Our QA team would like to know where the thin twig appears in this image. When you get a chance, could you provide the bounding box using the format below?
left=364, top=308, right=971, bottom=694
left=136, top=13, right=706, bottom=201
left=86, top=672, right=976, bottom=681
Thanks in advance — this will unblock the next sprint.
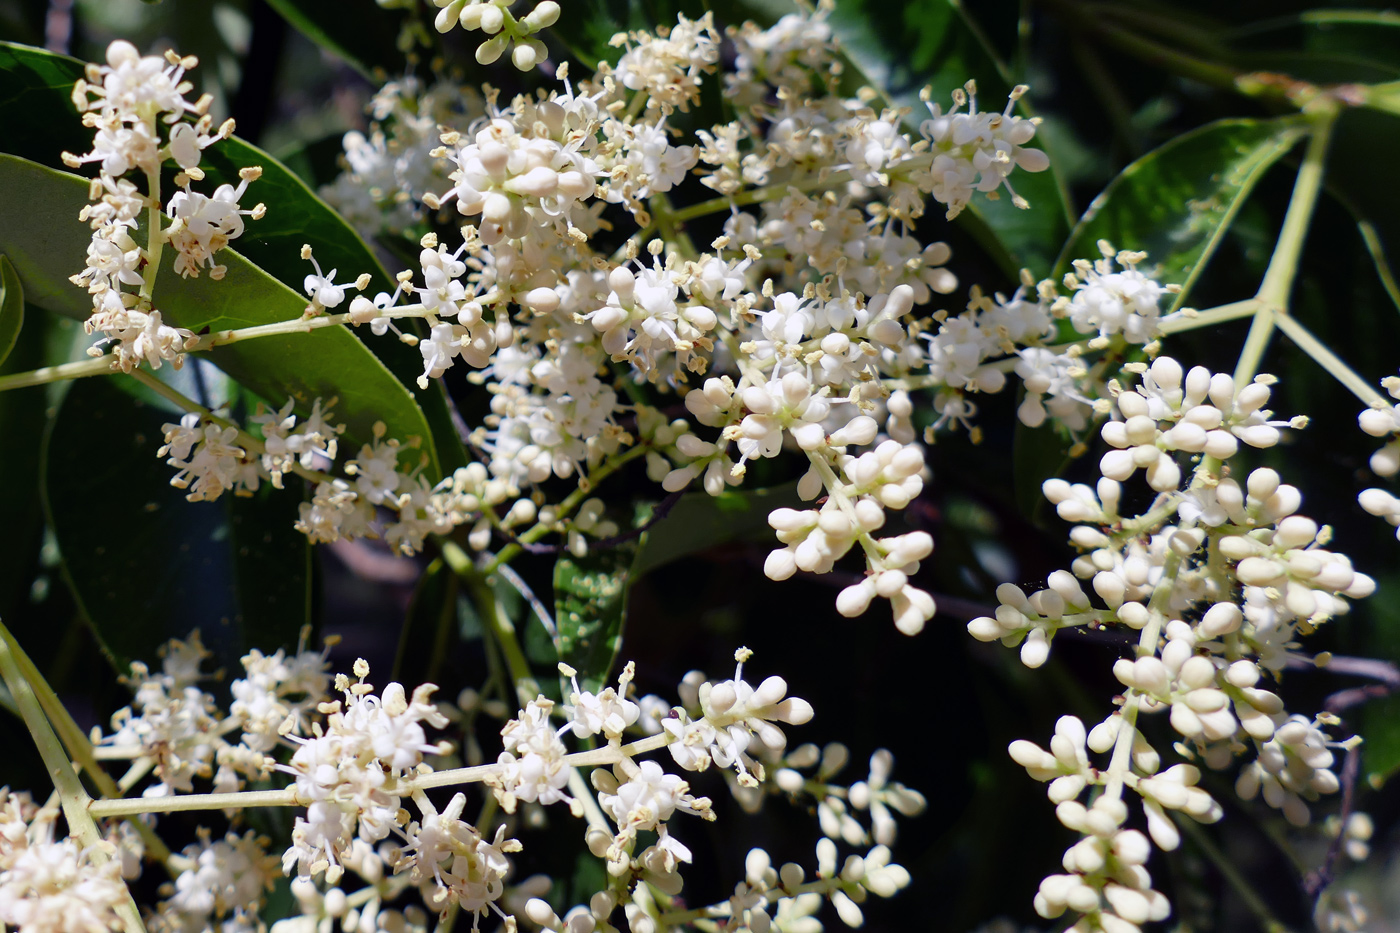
left=1304, top=746, right=1361, bottom=898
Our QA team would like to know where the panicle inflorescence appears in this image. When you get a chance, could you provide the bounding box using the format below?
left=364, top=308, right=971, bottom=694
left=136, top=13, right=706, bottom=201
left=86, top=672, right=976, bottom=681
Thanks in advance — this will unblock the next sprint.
left=967, top=356, right=1374, bottom=930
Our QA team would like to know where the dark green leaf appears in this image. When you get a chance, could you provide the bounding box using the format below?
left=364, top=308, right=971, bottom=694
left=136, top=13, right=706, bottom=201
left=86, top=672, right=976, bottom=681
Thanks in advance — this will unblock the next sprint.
left=1360, top=569, right=1400, bottom=785
left=1230, top=11, right=1400, bottom=86
left=0, top=256, right=22, bottom=368
left=41, top=374, right=311, bottom=672
left=0, top=153, right=438, bottom=472
left=392, top=558, right=458, bottom=687
left=553, top=547, right=634, bottom=692
left=1326, top=109, right=1400, bottom=331
left=263, top=0, right=411, bottom=80
left=1056, top=118, right=1306, bottom=308
left=1361, top=691, right=1400, bottom=786
left=0, top=306, right=70, bottom=624
left=630, top=482, right=800, bottom=579
left=0, top=40, right=466, bottom=477
left=0, top=41, right=89, bottom=169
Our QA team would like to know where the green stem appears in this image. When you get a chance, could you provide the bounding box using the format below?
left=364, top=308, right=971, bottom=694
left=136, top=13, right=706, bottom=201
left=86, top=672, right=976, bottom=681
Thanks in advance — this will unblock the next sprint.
left=670, top=169, right=858, bottom=223
left=88, top=787, right=298, bottom=818
left=0, top=303, right=433, bottom=394
left=139, top=164, right=165, bottom=306
left=1232, top=305, right=1277, bottom=388
left=1, top=624, right=175, bottom=868
left=1236, top=111, right=1337, bottom=386
left=1272, top=313, right=1387, bottom=408
left=441, top=541, right=538, bottom=703
left=483, top=444, right=651, bottom=573
left=0, top=357, right=114, bottom=392
left=1256, top=113, right=1337, bottom=311
left=85, top=730, right=676, bottom=817
left=0, top=622, right=147, bottom=933
left=1157, top=299, right=1260, bottom=336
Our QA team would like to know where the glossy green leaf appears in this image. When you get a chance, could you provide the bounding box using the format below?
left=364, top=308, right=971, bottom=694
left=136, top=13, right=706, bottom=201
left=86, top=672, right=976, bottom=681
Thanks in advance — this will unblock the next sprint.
left=263, top=0, right=412, bottom=81
left=0, top=41, right=89, bottom=170
left=0, top=153, right=436, bottom=470
left=41, top=374, right=311, bottom=672
left=1230, top=11, right=1400, bottom=85
left=1056, top=118, right=1306, bottom=308
left=0, top=256, right=22, bottom=368
left=553, top=547, right=634, bottom=693
left=0, top=40, right=465, bottom=476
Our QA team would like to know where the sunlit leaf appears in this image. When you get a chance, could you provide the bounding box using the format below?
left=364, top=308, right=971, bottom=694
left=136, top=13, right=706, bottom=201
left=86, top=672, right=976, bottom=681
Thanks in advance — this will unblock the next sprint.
left=1056, top=118, right=1306, bottom=308
left=0, top=154, right=437, bottom=470
left=0, top=40, right=465, bottom=477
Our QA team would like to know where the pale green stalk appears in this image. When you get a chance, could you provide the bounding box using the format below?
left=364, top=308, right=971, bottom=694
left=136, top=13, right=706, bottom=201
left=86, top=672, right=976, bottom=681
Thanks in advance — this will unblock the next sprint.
left=1235, top=110, right=1337, bottom=385
left=0, top=622, right=147, bottom=933
left=88, top=733, right=673, bottom=816
left=0, top=304, right=434, bottom=394
left=1157, top=299, right=1261, bottom=335
left=1272, top=313, right=1387, bottom=408
left=1, top=624, right=174, bottom=867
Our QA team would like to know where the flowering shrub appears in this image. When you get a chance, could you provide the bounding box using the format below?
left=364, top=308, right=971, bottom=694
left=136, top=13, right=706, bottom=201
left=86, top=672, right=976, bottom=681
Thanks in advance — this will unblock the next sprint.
left=0, top=1, right=1398, bottom=931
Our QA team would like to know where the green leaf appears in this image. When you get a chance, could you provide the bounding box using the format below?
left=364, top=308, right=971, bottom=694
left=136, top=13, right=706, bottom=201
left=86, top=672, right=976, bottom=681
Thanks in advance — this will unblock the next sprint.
left=40, top=374, right=311, bottom=672
left=552, top=547, right=634, bottom=692
left=0, top=256, right=22, bottom=368
left=190, top=139, right=467, bottom=476
left=1361, top=691, right=1400, bottom=786
left=0, top=153, right=437, bottom=472
left=1056, top=118, right=1306, bottom=308
left=0, top=40, right=466, bottom=476
left=0, top=306, right=70, bottom=624
left=1230, top=11, right=1400, bottom=86
left=263, top=0, right=412, bottom=81
left=0, top=41, right=89, bottom=170
left=630, top=482, right=800, bottom=579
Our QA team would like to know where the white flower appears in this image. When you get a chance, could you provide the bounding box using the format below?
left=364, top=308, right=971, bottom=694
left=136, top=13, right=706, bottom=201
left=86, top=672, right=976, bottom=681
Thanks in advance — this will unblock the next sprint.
left=1063, top=242, right=1173, bottom=344
left=489, top=698, right=573, bottom=812
left=917, top=82, right=1049, bottom=219
left=0, top=795, right=128, bottom=933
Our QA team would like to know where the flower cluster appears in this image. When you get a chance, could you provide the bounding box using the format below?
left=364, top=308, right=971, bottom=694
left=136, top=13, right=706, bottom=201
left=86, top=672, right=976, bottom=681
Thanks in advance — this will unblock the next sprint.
left=0, top=792, right=128, bottom=933
left=970, top=357, right=1373, bottom=929
left=101, top=632, right=331, bottom=797
left=280, top=661, right=450, bottom=882
left=64, top=42, right=262, bottom=372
